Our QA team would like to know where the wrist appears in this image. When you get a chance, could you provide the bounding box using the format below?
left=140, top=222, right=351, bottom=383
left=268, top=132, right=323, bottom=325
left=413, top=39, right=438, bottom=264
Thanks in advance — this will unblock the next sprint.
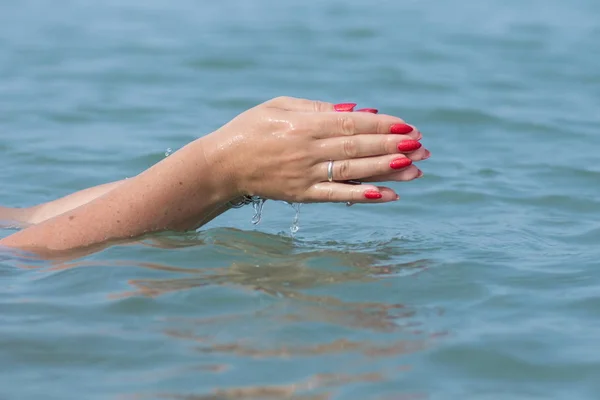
left=194, top=133, right=244, bottom=201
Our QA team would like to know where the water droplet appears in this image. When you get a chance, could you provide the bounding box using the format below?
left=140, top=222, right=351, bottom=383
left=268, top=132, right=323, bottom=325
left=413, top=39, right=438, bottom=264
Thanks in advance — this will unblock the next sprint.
left=164, top=148, right=173, bottom=157
left=289, top=203, right=302, bottom=236
left=251, top=197, right=266, bottom=225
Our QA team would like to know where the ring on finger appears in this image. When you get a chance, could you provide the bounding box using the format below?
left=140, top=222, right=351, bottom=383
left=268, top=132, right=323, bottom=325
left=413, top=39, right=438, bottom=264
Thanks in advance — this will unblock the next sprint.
left=327, top=160, right=334, bottom=182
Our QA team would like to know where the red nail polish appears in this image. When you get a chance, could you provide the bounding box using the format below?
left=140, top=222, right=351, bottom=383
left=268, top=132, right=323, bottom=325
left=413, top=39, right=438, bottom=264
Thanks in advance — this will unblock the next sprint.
left=334, top=103, right=357, bottom=112
left=356, top=108, right=378, bottom=114
left=397, top=140, right=422, bottom=152
left=364, top=190, right=382, bottom=200
left=389, top=158, right=412, bottom=170
left=390, top=123, right=414, bottom=134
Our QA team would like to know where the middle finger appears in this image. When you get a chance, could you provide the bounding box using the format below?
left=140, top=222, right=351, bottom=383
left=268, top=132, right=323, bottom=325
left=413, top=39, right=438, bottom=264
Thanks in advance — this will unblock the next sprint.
left=316, top=134, right=426, bottom=161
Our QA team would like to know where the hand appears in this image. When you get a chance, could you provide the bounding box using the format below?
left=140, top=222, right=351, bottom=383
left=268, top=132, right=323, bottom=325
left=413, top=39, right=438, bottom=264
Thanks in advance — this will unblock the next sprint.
left=202, top=96, right=429, bottom=204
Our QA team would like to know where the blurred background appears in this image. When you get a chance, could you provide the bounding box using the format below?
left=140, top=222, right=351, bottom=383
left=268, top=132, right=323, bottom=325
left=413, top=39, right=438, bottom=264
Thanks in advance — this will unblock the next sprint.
left=1, top=0, right=600, bottom=399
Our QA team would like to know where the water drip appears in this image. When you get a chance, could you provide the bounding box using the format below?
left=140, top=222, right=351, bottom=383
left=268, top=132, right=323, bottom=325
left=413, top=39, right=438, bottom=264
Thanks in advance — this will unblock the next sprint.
left=251, top=197, right=266, bottom=225
left=289, top=203, right=302, bottom=236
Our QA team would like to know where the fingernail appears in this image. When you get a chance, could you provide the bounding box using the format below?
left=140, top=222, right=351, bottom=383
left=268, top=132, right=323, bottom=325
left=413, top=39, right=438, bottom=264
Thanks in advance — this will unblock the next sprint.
left=334, top=103, right=357, bottom=112
left=390, top=123, right=414, bottom=134
left=390, top=157, right=413, bottom=170
left=395, top=194, right=400, bottom=201
left=364, top=190, right=382, bottom=200
left=397, top=140, right=422, bottom=152
left=416, top=169, right=424, bottom=178
left=356, top=108, right=378, bottom=114
left=423, top=149, right=431, bottom=160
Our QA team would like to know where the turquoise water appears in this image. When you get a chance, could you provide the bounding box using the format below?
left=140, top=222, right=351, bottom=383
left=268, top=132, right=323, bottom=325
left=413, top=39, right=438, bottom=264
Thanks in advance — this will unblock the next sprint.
left=2, top=0, right=600, bottom=398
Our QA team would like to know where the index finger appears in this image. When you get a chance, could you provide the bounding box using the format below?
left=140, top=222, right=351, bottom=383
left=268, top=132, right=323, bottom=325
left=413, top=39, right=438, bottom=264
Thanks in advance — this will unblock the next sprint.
left=311, top=112, right=415, bottom=139
left=263, top=96, right=337, bottom=112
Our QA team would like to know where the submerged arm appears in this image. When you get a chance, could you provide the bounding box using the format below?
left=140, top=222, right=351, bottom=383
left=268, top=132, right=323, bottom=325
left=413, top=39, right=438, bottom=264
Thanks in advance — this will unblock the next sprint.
left=27, top=180, right=127, bottom=224
left=0, top=136, right=236, bottom=254
left=0, top=206, right=30, bottom=226
left=0, top=180, right=126, bottom=228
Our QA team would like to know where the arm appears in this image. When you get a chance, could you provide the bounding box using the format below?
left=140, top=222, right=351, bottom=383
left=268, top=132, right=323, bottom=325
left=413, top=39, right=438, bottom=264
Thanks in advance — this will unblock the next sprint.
left=0, top=97, right=428, bottom=256
left=0, top=180, right=126, bottom=228
left=0, top=136, right=235, bottom=253
left=27, top=180, right=127, bottom=224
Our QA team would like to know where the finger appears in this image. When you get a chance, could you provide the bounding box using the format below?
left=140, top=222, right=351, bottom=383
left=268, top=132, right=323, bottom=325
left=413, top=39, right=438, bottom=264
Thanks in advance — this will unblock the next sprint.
left=314, top=156, right=418, bottom=182
left=304, top=183, right=398, bottom=203
left=311, top=112, right=416, bottom=139
left=263, top=96, right=338, bottom=112
left=316, top=134, right=425, bottom=161
left=410, top=147, right=430, bottom=161
left=359, top=167, right=424, bottom=183
left=356, top=108, right=379, bottom=114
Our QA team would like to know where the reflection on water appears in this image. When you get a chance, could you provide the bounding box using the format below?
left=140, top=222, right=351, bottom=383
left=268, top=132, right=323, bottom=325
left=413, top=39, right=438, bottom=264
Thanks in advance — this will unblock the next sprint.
left=127, top=372, right=397, bottom=400
left=128, top=231, right=437, bottom=400
left=1, top=229, right=440, bottom=400
left=129, top=372, right=421, bottom=400
left=3, top=0, right=600, bottom=397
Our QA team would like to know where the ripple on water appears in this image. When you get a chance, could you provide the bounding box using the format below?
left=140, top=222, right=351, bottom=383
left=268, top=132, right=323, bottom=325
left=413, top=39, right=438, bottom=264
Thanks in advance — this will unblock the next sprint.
left=3, top=0, right=600, bottom=398
left=1, top=227, right=446, bottom=397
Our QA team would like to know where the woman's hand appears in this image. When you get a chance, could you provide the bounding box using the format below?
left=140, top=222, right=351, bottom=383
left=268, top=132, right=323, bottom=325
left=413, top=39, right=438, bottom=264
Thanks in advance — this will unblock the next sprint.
left=203, top=96, right=429, bottom=204
left=0, top=96, right=430, bottom=254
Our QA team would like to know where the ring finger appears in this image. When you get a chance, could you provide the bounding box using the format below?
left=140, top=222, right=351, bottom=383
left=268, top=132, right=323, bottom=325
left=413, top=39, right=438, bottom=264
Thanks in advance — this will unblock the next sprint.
left=359, top=167, right=424, bottom=183
left=314, top=155, right=419, bottom=183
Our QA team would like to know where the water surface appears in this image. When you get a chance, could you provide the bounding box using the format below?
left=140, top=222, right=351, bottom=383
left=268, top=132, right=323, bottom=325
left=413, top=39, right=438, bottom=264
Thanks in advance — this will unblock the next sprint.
left=2, top=0, right=600, bottom=399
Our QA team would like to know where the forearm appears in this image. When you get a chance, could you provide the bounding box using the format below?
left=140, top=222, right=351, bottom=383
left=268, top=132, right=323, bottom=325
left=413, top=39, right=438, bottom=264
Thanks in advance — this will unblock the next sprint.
left=1, top=180, right=126, bottom=228
left=0, top=137, right=236, bottom=253
left=27, top=180, right=127, bottom=224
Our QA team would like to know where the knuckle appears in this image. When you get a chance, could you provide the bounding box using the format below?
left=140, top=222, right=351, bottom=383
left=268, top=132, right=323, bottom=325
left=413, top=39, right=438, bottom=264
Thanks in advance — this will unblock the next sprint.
left=352, top=188, right=364, bottom=202
left=342, top=139, right=359, bottom=158
left=386, top=136, right=398, bottom=153
left=326, top=186, right=336, bottom=202
left=290, top=118, right=311, bottom=135
left=312, top=100, right=331, bottom=112
left=273, top=96, right=292, bottom=104
left=376, top=118, right=386, bottom=135
left=265, top=96, right=295, bottom=109
left=379, top=158, right=391, bottom=174
left=338, top=116, right=356, bottom=136
left=337, top=160, right=352, bottom=181
left=262, top=96, right=282, bottom=108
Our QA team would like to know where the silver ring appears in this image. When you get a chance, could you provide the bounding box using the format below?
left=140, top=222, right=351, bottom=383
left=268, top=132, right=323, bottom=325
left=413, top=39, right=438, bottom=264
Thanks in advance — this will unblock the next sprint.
left=327, top=160, right=334, bottom=182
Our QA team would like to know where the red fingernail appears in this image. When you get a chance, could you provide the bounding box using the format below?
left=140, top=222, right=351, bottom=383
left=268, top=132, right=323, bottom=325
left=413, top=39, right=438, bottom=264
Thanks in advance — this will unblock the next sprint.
left=356, top=108, right=378, bottom=114
left=364, top=190, right=382, bottom=200
left=334, top=103, right=357, bottom=112
left=397, top=140, right=422, bottom=152
left=390, top=157, right=412, bottom=170
left=390, top=123, right=414, bottom=134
